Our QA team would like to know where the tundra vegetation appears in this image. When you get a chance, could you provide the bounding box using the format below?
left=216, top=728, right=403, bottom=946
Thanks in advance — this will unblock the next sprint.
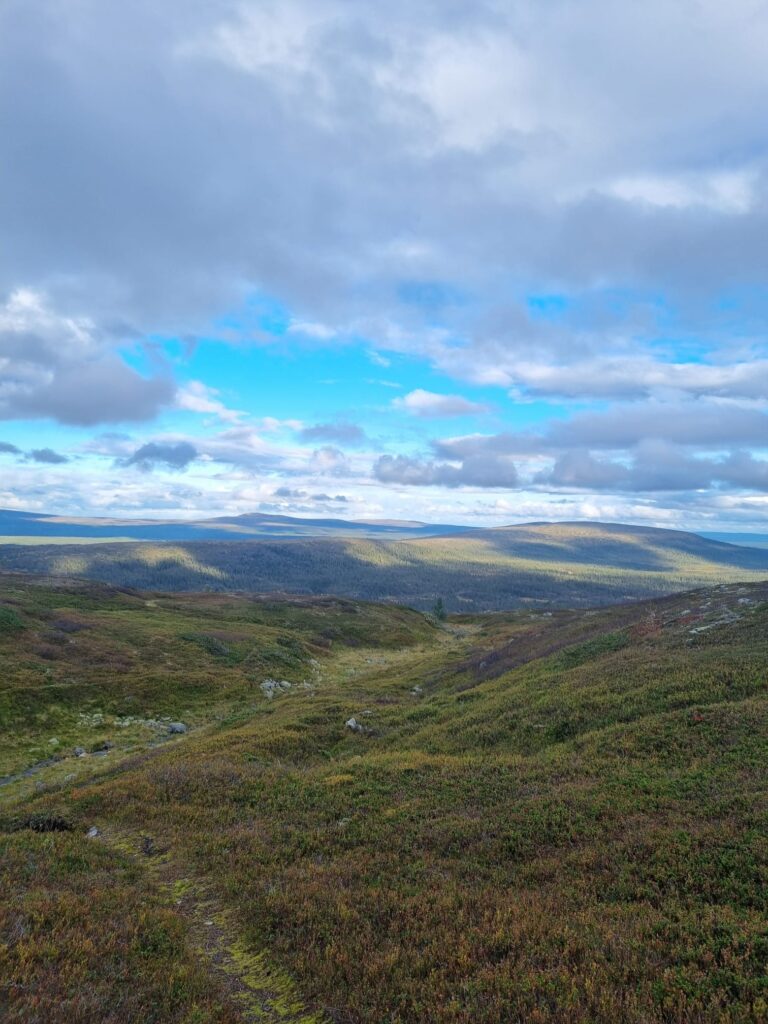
left=1, top=572, right=767, bottom=1023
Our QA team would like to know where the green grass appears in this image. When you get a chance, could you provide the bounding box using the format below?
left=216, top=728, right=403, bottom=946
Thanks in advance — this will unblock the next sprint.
left=2, top=575, right=768, bottom=1022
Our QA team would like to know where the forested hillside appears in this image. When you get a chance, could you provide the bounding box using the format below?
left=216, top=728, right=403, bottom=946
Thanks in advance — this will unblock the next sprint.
left=1, top=521, right=767, bottom=611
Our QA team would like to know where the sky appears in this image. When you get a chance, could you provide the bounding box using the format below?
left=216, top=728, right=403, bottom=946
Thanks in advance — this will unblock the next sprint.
left=2, top=0, right=768, bottom=531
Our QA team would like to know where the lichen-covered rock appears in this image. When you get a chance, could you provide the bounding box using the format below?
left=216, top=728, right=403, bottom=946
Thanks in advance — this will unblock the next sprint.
left=260, top=678, right=292, bottom=699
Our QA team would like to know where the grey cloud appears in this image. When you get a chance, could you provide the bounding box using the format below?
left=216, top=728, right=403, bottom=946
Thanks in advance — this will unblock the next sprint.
left=123, top=441, right=198, bottom=471
left=29, top=447, right=69, bottom=464
left=539, top=443, right=768, bottom=493
left=9, top=355, right=175, bottom=426
left=274, top=487, right=307, bottom=498
left=436, top=401, right=768, bottom=458
left=374, top=452, right=518, bottom=488
left=298, top=422, right=367, bottom=444
left=0, top=291, right=174, bottom=425
left=3, top=0, right=768, bottom=397
left=0, top=441, right=20, bottom=454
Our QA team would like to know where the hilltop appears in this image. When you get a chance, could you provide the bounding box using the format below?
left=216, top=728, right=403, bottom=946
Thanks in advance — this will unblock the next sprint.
left=1, top=520, right=767, bottom=611
left=1, top=573, right=767, bottom=1022
left=0, top=507, right=472, bottom=543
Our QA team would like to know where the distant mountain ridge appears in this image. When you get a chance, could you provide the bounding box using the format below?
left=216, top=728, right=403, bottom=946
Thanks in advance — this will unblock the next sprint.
left=0, top=508, right=474, bottom=542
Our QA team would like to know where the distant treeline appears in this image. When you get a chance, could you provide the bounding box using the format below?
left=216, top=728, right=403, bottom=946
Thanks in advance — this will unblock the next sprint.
left=1, top=523, right=766, bottom=611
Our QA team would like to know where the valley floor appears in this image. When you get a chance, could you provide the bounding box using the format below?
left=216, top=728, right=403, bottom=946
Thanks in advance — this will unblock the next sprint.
left=1, top=575, right=767, bottom=1022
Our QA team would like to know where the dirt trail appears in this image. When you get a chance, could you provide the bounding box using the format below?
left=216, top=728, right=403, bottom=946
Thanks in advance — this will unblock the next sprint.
left=98, top=826, right=325, bottom=1024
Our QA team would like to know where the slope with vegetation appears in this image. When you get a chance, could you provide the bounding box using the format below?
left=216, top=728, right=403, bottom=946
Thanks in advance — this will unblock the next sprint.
left=1, top=572, right=767, bottom=1022
left=1, top=521, right=768, bottom=611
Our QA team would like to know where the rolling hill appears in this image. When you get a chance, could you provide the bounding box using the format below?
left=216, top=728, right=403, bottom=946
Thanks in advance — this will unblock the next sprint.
left=0, top=521, right=767, bottom=611
left=0, top=507, right=473, bottom=543
left=1, top=573, right=767, bottom=1022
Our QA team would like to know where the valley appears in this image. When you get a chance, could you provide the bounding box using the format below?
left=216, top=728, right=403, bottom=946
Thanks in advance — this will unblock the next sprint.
left=2, top=573, right=767, bottom=1022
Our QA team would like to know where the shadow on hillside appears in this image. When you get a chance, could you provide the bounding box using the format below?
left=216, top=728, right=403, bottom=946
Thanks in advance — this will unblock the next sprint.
left=470, top=526, right=768, bottom=572
left=2, top=532, right=764, bottom=613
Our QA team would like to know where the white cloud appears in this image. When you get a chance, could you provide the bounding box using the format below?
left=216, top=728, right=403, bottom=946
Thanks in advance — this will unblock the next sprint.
left=176, top=380, right=244, bottom=422
left=393, top=389, right=489, bottom=418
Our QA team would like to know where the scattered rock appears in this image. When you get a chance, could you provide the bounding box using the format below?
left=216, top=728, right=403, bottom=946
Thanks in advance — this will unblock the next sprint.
left=345, top=717, right=374, bottom=736
left=74, top=746, right=86, bottom=757
left=260, top=679, right=292, bottom=700
left=86, top=826, right=101, bottom=839
left=411, top=685, right=423, bottom=696
left=167, top=722, right=188, bottom=735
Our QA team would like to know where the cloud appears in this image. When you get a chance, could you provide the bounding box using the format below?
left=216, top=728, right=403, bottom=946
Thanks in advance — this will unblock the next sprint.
left=309, top=446, right=352, bottom=476
left=393, top=389, right=490, bottom=418
left=298, top=421, right=367, bottom=444
left=176, top=380, right=243, bottom=422
left=374, top=452, right=517, bottom=488
left=0, top=290, right=173, bottom=425
left=4, top=0, right=768, bottom=393
left=538, top=442, right=768, bottom=493
left=503, top=358, right=768, bottom=402
left=436, top=400, right=768, bottom=458
left=0, top=441, right=20, bottom=454
left=28, top=447, right=68, bottom=465
left=4, top=1, right=768, bottom=525
left=274, top=486, right=307, bottom=498
left=123, top=441, right=198, bottom=471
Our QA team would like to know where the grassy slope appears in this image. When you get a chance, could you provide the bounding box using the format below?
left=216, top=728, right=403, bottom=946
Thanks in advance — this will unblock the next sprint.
left=1, top=522, right=767, bottom=611
left=1, top=574, right=768, bottom=1022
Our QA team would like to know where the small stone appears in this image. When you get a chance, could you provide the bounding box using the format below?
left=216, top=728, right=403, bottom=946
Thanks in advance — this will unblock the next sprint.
left=345, top=717, right=361, bottom=732
left=167, top=722, right=187, bottom=735
left=86, top=826, right=100, bottom=839
left=260, top=678, right=292, bottom=699
left=74, top=747, right=86, bottom=757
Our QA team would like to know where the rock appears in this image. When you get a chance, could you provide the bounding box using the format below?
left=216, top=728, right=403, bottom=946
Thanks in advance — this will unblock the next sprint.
left=74, top=746, right=86, bottom=757
left=345, top=717, right=374, bottom=736
left=411, top=685, right=423, bottom=696
left=141, top=835, right=156, bottom=856
left=260, top=678, right=292, bottom=699
left=86, top=826, right=101, bottom=839
left=167, top=722, right=187, bottom=735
